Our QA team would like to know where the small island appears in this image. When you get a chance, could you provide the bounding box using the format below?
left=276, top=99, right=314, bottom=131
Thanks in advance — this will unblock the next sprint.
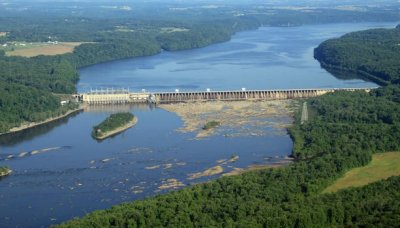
left=202, top=121, right=220, bottom=130
left=92, top=112, right=137, bottom=140
left=0, top=167, right=12, bottom=178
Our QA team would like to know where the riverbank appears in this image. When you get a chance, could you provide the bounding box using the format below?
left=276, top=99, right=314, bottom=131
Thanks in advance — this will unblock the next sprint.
left=223, top=158, right=294, bottom=177
left=0, top=107, right=83, bottom=136
left=317, top=61, right=388, bottom=86
left=93, top=117, right=138, bottom=140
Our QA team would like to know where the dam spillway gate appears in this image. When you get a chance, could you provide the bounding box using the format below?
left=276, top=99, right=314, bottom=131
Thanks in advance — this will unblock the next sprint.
left=77, top=88, right=372, bottom=105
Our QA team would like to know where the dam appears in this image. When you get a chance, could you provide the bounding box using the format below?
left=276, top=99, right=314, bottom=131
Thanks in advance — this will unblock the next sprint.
left=77, top=88, right=372, bottom=104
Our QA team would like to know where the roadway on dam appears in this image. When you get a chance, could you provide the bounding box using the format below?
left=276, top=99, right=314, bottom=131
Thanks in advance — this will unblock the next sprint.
left=0, top=22, right=397, bottom=227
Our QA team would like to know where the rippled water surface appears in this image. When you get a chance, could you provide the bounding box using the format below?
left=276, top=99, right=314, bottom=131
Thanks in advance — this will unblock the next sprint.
left=0, top=22, right=398, bottom=227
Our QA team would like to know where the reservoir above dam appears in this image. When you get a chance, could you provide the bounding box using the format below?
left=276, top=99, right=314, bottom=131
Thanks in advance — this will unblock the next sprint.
left=0, top=22, right=398, bottom=227
left=77, top=23, right=392, bottom=92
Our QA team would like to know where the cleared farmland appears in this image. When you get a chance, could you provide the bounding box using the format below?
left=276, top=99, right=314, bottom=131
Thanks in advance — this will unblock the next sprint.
left=4, top=42, right=84, bottom=57
left=323, top=152, right=400, bottom=193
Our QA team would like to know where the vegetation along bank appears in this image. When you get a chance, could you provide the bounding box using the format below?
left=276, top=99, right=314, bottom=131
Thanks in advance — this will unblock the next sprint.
left=57, top=25, right=400, bottom=227
left=1, top=7, right=399, bottom=134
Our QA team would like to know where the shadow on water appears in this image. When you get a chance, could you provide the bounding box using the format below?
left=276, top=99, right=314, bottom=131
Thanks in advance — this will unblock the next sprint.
left=0, top=111, right=83, bottom=147
left=319, top=64, right=384, bottom=86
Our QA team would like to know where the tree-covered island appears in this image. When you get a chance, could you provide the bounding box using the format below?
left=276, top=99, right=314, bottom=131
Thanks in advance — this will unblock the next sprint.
left=57, top=24, right=400, bottom=228
left=92, top=112, right=137, bottom=140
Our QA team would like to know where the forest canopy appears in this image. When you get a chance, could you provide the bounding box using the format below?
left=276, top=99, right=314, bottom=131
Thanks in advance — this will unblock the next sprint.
left=0, top=4, right=399, bottom=133
left=314, top=25, right=400, bottom=85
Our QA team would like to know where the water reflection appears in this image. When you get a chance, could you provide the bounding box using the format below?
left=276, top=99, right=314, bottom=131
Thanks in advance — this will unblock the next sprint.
left=0, top=111, right=82, bottom=147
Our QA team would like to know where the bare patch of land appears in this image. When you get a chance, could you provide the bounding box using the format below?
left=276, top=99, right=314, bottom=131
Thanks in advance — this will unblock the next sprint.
left=115, top=26, right=135, bottom=33
left=0, top=32, right=6, bottom=37
left=188, top=165, right=224, bottom=180
left=160, top=27, right=189, bottom=33
left=323, top=152, right=400, bottom=193
left=160, top=100, right=295, bottom=138
left=4, top=42, right=86, bottom=57
left=158, top=178, right=185, bottom=190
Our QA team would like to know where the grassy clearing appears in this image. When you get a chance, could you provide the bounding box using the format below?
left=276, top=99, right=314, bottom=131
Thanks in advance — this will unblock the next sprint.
left=324, top=152, right=400, bottom=193
left=3, top=42, right=84, bottom=57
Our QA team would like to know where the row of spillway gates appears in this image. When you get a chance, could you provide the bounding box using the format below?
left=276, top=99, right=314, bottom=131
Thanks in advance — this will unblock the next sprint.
left=75, top=88, right=373, bottom=105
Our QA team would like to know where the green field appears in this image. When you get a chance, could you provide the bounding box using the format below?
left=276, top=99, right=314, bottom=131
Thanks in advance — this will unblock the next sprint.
left=324, top=152, right=400, bottom=193
left=0, top=42, right=83, bottom=57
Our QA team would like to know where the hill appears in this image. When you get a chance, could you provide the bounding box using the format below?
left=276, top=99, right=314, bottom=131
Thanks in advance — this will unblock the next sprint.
left=314, top=25, right=400, bottom=85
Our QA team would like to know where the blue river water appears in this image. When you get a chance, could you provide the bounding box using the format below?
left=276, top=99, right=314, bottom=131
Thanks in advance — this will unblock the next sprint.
left=0, top=22, right=398, bottom=227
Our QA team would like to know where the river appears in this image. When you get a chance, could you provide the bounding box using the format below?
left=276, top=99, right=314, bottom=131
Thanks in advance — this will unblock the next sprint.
left=0, top=22, right=397, bottom=227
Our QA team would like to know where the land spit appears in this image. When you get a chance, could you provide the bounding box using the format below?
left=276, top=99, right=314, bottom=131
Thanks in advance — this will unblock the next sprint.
left=159, top=100, right=297, bottom=138
left=1, top=108, right=83, bottom=136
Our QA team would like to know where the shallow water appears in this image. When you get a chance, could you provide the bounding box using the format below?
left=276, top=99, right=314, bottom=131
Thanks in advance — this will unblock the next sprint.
left=0, top=22, right=398, bottom=227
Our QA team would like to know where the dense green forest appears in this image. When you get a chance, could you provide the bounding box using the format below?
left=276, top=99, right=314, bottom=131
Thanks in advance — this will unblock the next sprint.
left=0, top=2, right=399, bottom=133
left=92, top=112, right=135, bottom=139
left=56, top=19, right=400, bottom=226
left=58, top=85, right=400, bottom=227
left=0, top=2, right=398, bottom=226
left=314, top=25, right=400, bottom=85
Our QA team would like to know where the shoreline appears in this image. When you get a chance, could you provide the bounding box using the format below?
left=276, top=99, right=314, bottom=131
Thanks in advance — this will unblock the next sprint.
left=93, top=117, right=138, bottom=140
left=316, top=59, right=388, bottom=86
left=223, top=160, right=293, bottom=177
left=0, top=107, right=83, bottom=137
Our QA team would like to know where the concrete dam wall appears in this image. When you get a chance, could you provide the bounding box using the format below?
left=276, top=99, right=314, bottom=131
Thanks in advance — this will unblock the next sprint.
left=78, top=88, right=371, bottom=105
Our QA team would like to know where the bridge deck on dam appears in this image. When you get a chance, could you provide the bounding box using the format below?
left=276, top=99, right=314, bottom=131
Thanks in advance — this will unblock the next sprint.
left=77, top=88, right=373, bottom=104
